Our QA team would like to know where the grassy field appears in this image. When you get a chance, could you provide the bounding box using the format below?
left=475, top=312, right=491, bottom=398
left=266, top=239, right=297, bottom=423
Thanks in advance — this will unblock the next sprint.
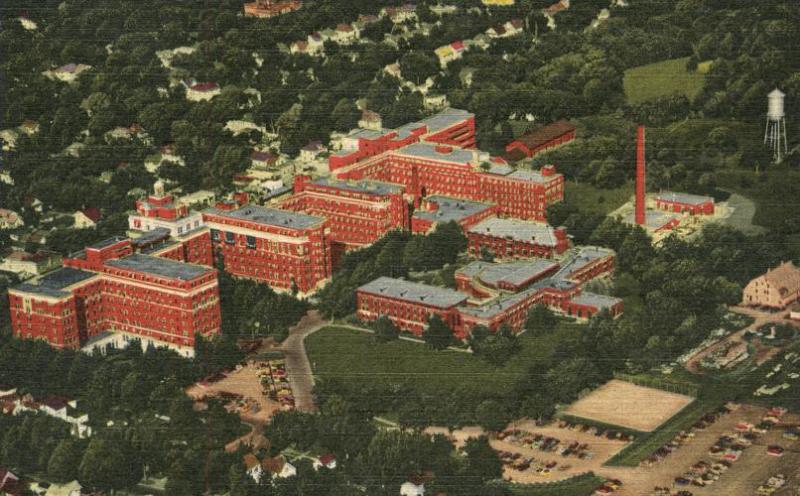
left=306, top=324, right=581, bottom=401
left=623, top=57, right=707, bottom=104
left=564, top=181, right=633, bottom=215
left=491, top=472, right=606, bottom=496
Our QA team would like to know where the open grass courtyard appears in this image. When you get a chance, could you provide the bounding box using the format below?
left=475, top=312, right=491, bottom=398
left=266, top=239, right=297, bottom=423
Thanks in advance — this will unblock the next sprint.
left=623, top=57, right=708, bottom=104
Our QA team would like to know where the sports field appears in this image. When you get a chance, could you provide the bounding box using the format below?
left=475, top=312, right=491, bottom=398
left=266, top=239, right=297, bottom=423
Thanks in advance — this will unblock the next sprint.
left=562, top=380, right=695, bottom=432
left=623, top=57, right=708, bottom=104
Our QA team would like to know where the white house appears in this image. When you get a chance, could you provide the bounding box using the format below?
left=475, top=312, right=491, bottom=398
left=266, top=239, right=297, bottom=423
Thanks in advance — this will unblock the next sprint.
left=276, top=461, right=297, bottom=479
left=73, top=208, right=101, bottom=229
left=300, top=141, right=326, bottom=161
left=0, top=209, right=23, bottom=230
left=333, top=23, right=360, bottom=44
left=400, top=480, right=425, bottom=496
left=243, top=454, right=264, bottom=482
left=18, top=16, right=38, bottom=30
left=44, top=63, right=91, bottom=83
left=184, top=81, right=221, bottom=101
left=313, top=454, right=337, bottom=470
left=43, top=480, right=83, bottom=496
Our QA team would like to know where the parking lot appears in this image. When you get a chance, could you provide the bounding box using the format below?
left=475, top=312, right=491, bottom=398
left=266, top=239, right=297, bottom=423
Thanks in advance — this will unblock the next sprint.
left=597, top=405, right=800, bottom=496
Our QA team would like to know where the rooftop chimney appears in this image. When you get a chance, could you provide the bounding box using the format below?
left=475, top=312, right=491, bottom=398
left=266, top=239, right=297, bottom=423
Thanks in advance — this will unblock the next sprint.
left=635, top=125, right=646, bottom=226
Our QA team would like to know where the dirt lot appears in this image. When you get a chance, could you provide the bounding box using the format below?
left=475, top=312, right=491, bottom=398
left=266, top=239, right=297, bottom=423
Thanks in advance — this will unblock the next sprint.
left=596, top=404, right=800, bottom=496
left=186, top=362, right=283, bottom=451
left=563, top=380, right=695, bottom=432
left=426, top=422, right=629, bottom=484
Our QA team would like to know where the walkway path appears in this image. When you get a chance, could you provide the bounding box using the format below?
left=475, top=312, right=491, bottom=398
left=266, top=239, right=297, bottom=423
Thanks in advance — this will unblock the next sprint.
left=279, top=310, right=328, bottom=412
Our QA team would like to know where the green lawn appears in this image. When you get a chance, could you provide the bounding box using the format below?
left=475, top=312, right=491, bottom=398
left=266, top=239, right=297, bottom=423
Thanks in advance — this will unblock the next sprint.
left=623, top=57, right=707, bottom=104
left=564, top=181, right=633, bottom=215
left=306, top=325, right=577, bottom=400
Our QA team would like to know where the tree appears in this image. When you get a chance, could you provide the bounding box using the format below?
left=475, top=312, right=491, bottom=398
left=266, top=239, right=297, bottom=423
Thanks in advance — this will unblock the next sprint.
left=374, top=316, right=400, bottom=343
left=423, top=315, right=452, bottom=350
left=474, top=399, right=508, bottom=432
left=462, top=436, right=503, bottom=482
left=524, top=305, right=557, bottom=335
left=79, top=437, right=143, bottom=493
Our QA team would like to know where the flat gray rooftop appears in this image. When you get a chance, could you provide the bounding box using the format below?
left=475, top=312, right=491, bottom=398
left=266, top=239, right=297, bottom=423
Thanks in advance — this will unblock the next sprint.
left=12, top=267, right=97, bottom=297
left=623, top=210, right=678, bottom=231
left=312, top=177, right=403, bottom=196
left=396, top=142, right=474, bottom=164
left=655, top=191, right=713, bottom=205
left=553, top=246, right=614, bottom=281
left=570, top=292, right=622, bottom=310
left=358, top=276, right=468, bottom=308
left=458, top=259, right=559, bottom=288
left=346, top=128, right=390, bottom=140
left=88, top=236, right=128, bottom=250
left=106, top=254, right=212, bottom=281
left=416, top=108, right=473, bottom=133
left=458, top=286, right=541, bottom=319
left=506, top=169, right=554, bottom=184
left=207, top=205, right=324, bottom=230
left=468, top=218, right=559, bottom=246
left=413, top=196, right=493, bottom=223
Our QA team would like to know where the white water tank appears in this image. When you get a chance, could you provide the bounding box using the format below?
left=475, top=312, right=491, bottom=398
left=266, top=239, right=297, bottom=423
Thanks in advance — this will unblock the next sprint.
left=767, top=88, right=785, bottom=121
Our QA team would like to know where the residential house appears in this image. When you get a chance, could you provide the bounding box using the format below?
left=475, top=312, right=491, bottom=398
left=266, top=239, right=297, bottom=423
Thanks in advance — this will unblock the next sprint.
left=333, top=23, right=359, bottom=44
left=590, top=8, right=611, bottom=29
left=400, top=480, right=425, bottom=496
left=482, top=0, right=514, bottom=4
left=313, top=454, right=337, bottom=470
left=0, top=209, right=23, bottom=230
left=243, top=454, right=264, bottom=482
left=0, top=468, right=25, bottom=496
left=251, top=150, right=280, bottom=169
left=358, top=110, right=383, bottom=131
left=73, top=207, right=101, bottom=229
left=435, top=40, right=466, bottom=67
left=44, top=63, right=91, bottom=83
left=543, top=0, right=570, bottom=28
left=743, top=261, right=800, bottom=309
left=43, top=480, right=83, bottom=496
left=244, top=0, right=302, bottom=18
left=300, top=141, right=326, bottom=161
left=18, top=120, right=39, bottom=136
left=184, top=81, right=221, bottom=101
left=225, top=120, right=267, bottom=136
left=0, top=171, right=13, bottom=185
left=384, top=62, right=402, bottom=79
left=382, top=4, right=417, bottom=23
left=290, top=40, right=310, bottom=54
left=0, top=250, right=62, bottom=278
left=262, top=456, right=297, bottom=479
left=39, top=397, right=92, bottom=438
left=423, top=94, right=448, bottom=111
left=0, top=129, right=18, bottom=150
left=18, top=15, right=38, bottom=30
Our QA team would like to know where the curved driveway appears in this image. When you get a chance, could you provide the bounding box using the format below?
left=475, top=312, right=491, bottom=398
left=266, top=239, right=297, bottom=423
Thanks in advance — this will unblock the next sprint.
left=279, top=310, right=328, bottom=412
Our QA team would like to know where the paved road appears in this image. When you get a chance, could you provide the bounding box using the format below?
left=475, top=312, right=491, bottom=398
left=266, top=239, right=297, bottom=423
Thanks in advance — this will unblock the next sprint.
left=279, top=310, right=328, bottom=413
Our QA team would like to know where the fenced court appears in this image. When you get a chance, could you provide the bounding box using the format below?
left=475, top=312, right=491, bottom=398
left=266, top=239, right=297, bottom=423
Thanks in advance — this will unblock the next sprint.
left=562, top=379, right=695, bottom=433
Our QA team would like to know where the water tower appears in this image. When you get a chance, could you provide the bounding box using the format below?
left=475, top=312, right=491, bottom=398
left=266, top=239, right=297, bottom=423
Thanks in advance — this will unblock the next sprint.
left=764, top=88, right=788, bottom=162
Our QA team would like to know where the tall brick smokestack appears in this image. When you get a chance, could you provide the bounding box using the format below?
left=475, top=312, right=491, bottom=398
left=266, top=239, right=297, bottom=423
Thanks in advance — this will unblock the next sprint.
left=635, top=125, right=646, bottom=226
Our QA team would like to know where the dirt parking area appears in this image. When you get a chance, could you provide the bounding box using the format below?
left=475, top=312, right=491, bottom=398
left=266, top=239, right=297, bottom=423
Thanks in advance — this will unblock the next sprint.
left=186, top=362, right=283, bottom=450
left=598, top=405, right=800, bottom=496
left=563, top=380, right=695, bottom=432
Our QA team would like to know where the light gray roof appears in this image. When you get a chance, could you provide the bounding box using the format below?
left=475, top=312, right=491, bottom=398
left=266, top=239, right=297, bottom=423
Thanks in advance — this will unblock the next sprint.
left=570, top=292, right=622, bottom=310
left=396, top=142, right=474, bottom=163
left=458, top=286, right=541, bottom=319
left=468, top=218, right=559, bottom=246
left=506, top=169, right=553, bottom=184
left=486, top=164, right=513, bottom=176
left=553, top=246, right=614, bottom=281
left=416, top=108, right=473, bottom=133
left=358, top=276, right=468, bottom=308
left=312, top=177, right=403, bottom=196
left=105, top=254, right=213, bottom=281
left=458, top=259, right=559, bottom=288
left=12, top=267, right=98, bottom=297
left=655, top=191, right=713, bottom=205
left=624, top=210, right=678, bottom=231
left=413, top=196, right=493, bottom=223
left=207, top=205, right=324, bottom=230
left=346, top=128, right=390, bottom=140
